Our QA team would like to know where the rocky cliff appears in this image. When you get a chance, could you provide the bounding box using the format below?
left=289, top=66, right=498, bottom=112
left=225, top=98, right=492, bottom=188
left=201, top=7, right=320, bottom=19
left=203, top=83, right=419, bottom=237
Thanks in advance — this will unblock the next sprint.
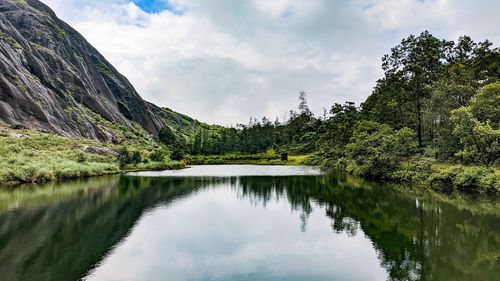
left=0, top=0, right=168, bottom=141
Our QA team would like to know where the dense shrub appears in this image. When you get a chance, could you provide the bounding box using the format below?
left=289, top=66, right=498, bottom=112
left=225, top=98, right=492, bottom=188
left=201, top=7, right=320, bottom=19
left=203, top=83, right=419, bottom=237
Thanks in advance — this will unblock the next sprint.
left=170, top=148, right=185, bottom=161
left=76, top=151, right=87, bottom=163
left=429, top=165, right=499, bottom=195
left=391, top=157, right=435, bottom=183
left=185, top=153, right=280, bottom=165
left=158, top=126, right=179, bottom=147
left=149, top=148, right=168, bottom=162
left=118, top=148, right=143, bottom=168
left=344, top=121, right=417, bottom=179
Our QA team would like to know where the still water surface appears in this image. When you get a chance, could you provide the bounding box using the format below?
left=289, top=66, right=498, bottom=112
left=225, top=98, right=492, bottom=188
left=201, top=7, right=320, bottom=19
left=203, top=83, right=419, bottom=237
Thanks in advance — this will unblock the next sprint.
left=0, top=165, right=499, bottom=281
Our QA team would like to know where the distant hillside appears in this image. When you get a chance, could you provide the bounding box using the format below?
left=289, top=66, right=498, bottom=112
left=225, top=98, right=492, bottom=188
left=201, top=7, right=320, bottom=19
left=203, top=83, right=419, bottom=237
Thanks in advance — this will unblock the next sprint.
left=0, top=0, right=199, bottom=141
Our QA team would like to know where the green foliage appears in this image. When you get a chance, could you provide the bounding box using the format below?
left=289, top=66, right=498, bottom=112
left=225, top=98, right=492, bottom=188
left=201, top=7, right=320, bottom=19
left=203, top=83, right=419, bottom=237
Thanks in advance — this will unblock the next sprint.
left=76, top=151, right=87, bottom=163
left=344, top=121, right=417, bottom=179
left=363, top=33, right=499, bottom=150
left=450, top=105, right=500, bottom=165
left=170, top=148, right=185, bottom=161
left=361, top=75, right=412, bottom=129
left=191, top=130, right=203, bottom=154
left=430, top=165, right=499, bottom=195
left=148, top=148, right=168, bottom=162
left=0, top=128, right=118, bottom=184
left=296, top=132, right=318, bottom=153
left=186, top=153, right=281, bottom=165
left=424, top=82, right=475, bottom=159
left=166, top=32, right=498, bottom=198
left=469, top=82, right=500, bottom=126
left=1, top=34, right=23, bottom=50
left=391, top=156, right=436, bottom=183
left=118, top=147, right=142, bottom=168
left=379, top=31, right=451, bottom=147
left=298, top=90, right=313, bottom=116
left=11, top=41, right=22, bottom=50
left=158, top=125, right=188, bottom=160
left=319, top=102, right=360, bottom=161
left=158, top=126, right=179, bottom=147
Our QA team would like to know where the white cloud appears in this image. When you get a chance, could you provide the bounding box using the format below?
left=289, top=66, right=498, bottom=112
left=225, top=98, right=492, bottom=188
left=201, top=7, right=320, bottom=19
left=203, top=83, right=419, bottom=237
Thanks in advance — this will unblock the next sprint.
left=253, top=0, right=321, bottom=18
left=40, top=0, right=500, bottom=125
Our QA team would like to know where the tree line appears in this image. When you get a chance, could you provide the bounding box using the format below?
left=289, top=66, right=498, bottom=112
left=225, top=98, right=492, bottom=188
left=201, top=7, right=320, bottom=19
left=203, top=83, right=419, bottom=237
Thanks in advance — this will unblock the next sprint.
left=160, top=90, right=321, bottom=156
left=160, top=31, right=499, bottom=183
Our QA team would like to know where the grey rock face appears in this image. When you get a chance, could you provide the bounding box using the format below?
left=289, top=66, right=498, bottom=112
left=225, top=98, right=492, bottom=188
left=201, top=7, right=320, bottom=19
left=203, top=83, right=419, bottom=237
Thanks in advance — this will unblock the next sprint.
left=83, top=146, right=119, bottom=157
left=0, top=0, right=163, bottom=140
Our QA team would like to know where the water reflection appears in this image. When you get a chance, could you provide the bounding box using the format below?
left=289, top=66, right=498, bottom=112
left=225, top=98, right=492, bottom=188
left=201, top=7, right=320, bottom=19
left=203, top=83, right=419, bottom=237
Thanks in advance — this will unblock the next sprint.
left=0, top=168, right=498, bottom=281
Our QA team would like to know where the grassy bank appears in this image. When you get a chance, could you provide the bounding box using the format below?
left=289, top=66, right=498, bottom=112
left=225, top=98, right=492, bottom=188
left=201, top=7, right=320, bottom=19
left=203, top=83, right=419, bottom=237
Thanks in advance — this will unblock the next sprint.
left=0, top=126, right=185, bottom=186
left=395, top=160, right=499, bottom=197
left=331, top=156, right=500, bottom=197
left=426, top=162, right=499, bottom=196
left=185, top=153, right=313, bottom=166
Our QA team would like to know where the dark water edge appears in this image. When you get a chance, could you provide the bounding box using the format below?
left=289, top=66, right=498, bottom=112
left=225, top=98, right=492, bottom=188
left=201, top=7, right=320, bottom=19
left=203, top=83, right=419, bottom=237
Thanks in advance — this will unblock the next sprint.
left=0, top=166, right=499, bottom=281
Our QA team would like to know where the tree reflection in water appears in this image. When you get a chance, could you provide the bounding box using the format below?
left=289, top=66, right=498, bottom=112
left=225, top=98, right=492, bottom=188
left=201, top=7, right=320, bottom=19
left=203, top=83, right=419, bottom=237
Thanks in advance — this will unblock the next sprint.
left=236, top=175, right=500, bottom=281
left=0, top=173, right=498, bottom=281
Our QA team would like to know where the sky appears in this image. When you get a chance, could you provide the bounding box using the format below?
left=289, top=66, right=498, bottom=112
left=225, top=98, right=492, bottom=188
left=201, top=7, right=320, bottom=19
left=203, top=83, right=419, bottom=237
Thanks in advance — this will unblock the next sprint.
left=41, top=0, right=500, bottom=125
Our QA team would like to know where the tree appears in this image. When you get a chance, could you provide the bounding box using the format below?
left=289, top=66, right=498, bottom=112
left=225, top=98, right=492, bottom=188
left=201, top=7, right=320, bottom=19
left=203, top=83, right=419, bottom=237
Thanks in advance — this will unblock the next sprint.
left=421, top=37, right=499, bottom=158
left=469, top=82, right=500, bottom=126
left=380, top=31, right=451, bottom=147
left=470, top=40, right=500, bottom=83
left=449, top=83, right=500, bottom=165
left=298, top=91, right=313, bottom=116
left=191, top=130, right=202, bottom=155
left=320, top=102, right=360, bottom=161
left=424, top=81, right=476, bottom=159
left=362, top=74, right=412, bottom=130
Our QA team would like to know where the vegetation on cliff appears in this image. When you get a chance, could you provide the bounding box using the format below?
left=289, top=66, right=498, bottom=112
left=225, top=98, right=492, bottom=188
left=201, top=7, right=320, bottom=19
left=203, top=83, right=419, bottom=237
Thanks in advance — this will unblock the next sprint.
left=0, top=124, right=184, bottom=185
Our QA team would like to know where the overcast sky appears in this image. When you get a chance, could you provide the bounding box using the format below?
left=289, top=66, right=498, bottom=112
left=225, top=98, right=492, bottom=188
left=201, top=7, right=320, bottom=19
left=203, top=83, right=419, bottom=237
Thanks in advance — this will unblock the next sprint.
left=41, top=0, right=500, bottom=125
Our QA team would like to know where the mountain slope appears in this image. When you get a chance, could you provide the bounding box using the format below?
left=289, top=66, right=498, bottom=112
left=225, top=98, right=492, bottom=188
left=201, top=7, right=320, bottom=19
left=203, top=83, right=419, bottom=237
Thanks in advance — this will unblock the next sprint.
left=0, top=0, right=186, bottom=141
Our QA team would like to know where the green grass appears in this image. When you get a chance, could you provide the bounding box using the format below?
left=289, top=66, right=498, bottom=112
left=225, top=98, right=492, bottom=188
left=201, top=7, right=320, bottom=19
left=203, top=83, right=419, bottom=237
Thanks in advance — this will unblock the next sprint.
left=287, top=154, right=312, bottom=165
left=0, top=125, right=185, bottom=186
left=185, top=153, right=314, bottom=166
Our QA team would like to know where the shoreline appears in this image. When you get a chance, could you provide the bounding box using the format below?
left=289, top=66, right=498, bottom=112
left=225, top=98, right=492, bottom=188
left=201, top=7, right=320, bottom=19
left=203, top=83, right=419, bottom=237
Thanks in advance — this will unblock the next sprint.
left=3, top=157, right=498, bottom=200
left=0, top=162, right=187, bottom=187
left=1, top=127, right=497, bottom=198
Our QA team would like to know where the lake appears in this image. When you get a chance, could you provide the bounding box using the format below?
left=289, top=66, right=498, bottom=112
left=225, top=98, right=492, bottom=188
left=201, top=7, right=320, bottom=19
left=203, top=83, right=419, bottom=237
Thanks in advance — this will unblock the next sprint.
left=0, top=165, right=499, bottom=281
